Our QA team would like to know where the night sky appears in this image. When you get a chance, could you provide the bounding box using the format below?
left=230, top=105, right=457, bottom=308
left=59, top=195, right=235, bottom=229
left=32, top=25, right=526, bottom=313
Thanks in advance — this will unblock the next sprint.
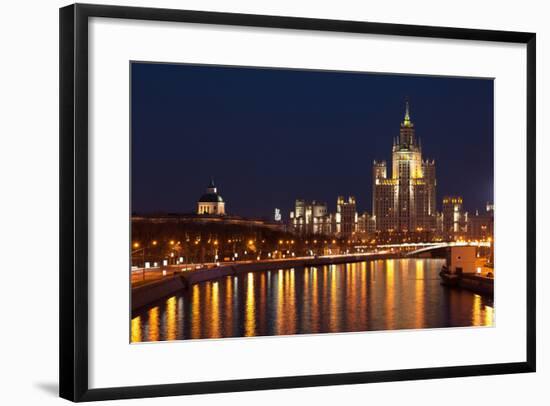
left=131, top=62, right=494, bottom=219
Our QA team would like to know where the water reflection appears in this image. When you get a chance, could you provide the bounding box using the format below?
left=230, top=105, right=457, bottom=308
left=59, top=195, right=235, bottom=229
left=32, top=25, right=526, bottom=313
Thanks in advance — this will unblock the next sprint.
left=245, top=273, right=255, bottom=337
left=131, top=258, right=494, bottom=342
left=210, top=282, right=220, bottom=338
left=165, top=296, right=177, bottom=340
left=147, top=307, right=159, bottom=342
left=131, top=316, right=141, bottom=343
left=191, top=285, right=200, bottom=339
left=415, top=260, right=425, bottom=329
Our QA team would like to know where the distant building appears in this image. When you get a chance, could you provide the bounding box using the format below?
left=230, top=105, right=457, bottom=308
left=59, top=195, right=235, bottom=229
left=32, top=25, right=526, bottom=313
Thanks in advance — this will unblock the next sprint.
left=468, top=203, right=494, bottom=240
left=290, top=199, right=331, bottom=235
left=442, top=196, right=468, bottom=239
left=336, top=196, right=358, bottom=238
left=357, top=211, right=376, bottom=237
left=373, top=101, right=437, bottom=233
left=197, top=179, right=226, bottom=215
left=435, top=212, right=444, bottom=236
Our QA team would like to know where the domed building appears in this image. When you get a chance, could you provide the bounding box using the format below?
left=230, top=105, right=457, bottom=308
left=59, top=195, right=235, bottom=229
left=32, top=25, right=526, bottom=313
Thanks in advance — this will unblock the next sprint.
left=197, top=179, right=226, bottom=216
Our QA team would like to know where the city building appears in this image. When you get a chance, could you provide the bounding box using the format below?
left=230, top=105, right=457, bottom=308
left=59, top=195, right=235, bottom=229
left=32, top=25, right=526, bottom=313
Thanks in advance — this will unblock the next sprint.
left=289, top=199, right=331, bottom=235
left=197, top=179, right=226, bottom=215
left=373, top=101, right=437, bottom=233
left=336, top=196, right=358, bottom=238
left=357, top=211, right=376, bottom=237
left=442, top=196, right=468, bottom=239
left=468, top=203, right=494, bottom=240
left=435, top=212, right=444, bottom=237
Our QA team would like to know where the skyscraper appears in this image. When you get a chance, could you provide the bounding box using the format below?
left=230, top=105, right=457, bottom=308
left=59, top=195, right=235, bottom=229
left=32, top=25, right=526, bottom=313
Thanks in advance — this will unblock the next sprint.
left=373, top=101, right=437, bottom=233
left=336, top=196, right=358, bottom=238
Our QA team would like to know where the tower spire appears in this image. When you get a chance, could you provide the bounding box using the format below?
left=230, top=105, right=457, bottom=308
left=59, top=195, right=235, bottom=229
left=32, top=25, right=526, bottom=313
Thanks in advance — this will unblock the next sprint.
left=207, top=177, right=217, bottom=193
left=403, top=98, right=411, bottom=127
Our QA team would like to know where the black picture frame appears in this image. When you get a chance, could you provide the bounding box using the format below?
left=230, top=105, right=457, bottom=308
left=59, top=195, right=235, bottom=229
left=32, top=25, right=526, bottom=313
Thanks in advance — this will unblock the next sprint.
left=59, top=3, right=536, bottom=402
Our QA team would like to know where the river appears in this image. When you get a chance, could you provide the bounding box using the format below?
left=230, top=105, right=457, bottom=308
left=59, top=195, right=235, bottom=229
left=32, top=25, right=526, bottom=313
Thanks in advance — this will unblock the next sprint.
left=131, top=258, right=494, bottom=342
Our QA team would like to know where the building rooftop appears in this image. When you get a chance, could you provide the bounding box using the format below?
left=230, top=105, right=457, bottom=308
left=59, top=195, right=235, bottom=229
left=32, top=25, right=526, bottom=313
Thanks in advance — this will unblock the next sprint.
left=198, top=192, right=224, bottom=203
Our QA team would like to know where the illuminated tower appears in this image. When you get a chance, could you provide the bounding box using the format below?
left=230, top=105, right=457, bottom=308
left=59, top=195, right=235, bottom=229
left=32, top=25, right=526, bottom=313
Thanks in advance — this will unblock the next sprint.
left=373, top=101, right=437, bottom=234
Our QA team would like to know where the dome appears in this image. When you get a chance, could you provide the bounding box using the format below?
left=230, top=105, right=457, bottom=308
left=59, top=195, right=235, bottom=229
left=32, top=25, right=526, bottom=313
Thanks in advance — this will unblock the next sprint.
left=198, top=192, right=224, bottom=203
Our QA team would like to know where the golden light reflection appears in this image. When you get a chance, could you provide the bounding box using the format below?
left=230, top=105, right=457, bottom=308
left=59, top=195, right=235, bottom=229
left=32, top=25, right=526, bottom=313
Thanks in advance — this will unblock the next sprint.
left=131, top=316, right=141, bottom=343
left=322, top=266, right=329, bottom=321
left=148, top=307, right=159, bottom=342
left=177, top=297, right=184, bottom=338
left=359, top=262, right=367, bottom=329
left=283, top=270, right=291, bottom=334
left=303, top=268, right=309, bottom=298
left=484, top=305, right=495, bottom=326
left=191, top=284, right=201, bottom=339
left=347, top=263, right=357, bottom=329
left=259, top=273, right=267, bottom=333
left=210, top=282, right=220, bottom=338
left=329, top=266, right=340, bottom=332
left=415, top=260, right=425, bottom=329
left=165, top=296, right=177, bottom=341
left=224, top=276, right=233, bottom=336
left=276, top=270, right=284, bottom=334
left=204, top=282, right=211, bottom=336
left=133, top=258, right=495, bottom=341
left=287, top=269, right=296, bottom=334
left=385, top=260, right=395, bottom=330
left=311, top=267, right=319, bottom=332
left=472, top=294, right=482, bottom=326
left=302, top=268, right=310, bottom=332
left=245, top=273, right=256, bottom=336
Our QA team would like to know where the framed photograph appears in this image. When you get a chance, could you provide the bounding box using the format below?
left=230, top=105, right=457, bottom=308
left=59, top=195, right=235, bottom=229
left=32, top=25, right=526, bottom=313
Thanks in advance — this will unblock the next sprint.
left=60, top=3, right=536, bottom=402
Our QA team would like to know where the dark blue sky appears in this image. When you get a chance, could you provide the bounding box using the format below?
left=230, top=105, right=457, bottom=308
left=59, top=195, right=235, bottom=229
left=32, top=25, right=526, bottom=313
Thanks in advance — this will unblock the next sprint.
left=131, top=62, right=493, bottom=219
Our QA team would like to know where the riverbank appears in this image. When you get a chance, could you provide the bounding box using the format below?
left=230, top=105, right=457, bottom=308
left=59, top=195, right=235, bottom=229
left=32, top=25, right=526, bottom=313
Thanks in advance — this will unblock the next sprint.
left=131, top=257, right=493, bottom=341
left=131, top=252, right=394, bottom=312
left=440, top=272, right=494, bottom=296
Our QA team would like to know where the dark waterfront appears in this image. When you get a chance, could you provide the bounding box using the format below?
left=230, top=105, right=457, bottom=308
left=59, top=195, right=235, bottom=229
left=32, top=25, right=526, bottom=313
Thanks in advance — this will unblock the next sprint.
left=131, top=258, right=494, bottom=342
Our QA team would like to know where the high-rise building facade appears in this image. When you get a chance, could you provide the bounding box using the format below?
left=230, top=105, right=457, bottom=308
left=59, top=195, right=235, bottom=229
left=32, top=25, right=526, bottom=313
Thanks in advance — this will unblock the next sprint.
left=336, top=196, right=358, bottom=238
left=290, top=199, right=331, bottom=235
left=442, top=196, right=468, bottom=239
left=357, top=211, right=376, bottom=237
left=373, top=102, right=437, bottom=233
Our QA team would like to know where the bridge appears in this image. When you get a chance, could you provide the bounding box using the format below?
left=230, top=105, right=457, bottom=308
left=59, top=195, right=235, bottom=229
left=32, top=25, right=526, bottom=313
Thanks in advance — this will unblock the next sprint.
left=375, top=241, right=491, bottom=257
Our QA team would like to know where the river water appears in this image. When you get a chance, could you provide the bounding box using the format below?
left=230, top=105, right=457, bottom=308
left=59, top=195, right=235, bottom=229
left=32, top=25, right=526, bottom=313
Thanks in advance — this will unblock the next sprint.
left=131, top=258, right=494, bottom=342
